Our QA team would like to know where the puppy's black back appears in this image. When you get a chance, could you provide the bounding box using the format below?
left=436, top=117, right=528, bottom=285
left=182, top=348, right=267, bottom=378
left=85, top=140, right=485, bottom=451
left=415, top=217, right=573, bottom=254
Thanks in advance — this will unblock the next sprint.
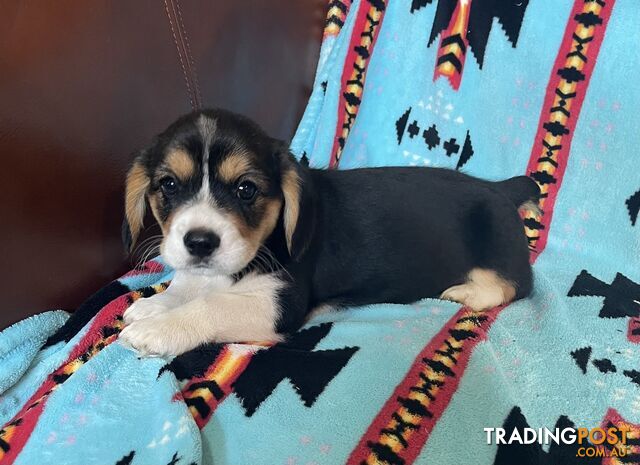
left=305, top=167, right=533, bottom=308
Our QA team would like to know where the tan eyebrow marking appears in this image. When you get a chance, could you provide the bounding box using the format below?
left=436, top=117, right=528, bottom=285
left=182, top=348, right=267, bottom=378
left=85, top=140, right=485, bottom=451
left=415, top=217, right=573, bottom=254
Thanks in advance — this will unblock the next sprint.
left=217, top=152, right=254, bottom=184
left=165, top=149, right=196, bottom=181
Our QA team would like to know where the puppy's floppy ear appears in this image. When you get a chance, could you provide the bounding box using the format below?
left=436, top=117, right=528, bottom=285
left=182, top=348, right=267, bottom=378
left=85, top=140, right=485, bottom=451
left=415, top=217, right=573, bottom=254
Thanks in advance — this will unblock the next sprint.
left=122, top=153, right=150, bottom=253
left=276, top=144, right=316, bottom=260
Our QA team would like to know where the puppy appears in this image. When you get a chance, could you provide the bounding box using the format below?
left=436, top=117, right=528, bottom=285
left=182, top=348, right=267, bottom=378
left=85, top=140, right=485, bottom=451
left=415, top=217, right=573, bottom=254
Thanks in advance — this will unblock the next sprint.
left=119, top=109, right=539, bottom=356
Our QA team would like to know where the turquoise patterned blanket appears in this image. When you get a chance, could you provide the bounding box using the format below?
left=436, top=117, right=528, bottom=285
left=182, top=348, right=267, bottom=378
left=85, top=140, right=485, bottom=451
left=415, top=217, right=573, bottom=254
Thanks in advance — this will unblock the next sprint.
left=1, top=1, right=639, bottom=464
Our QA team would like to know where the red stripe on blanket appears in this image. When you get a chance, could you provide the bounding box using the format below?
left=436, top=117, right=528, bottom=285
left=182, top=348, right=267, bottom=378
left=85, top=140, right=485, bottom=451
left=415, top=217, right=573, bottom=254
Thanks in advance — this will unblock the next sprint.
left=179, top=346, right=255, bottom=429
left=628, top=318, right=640, bottom=345
left=600, top=408, right=640, bottom=465
left=0, top=293, right=131, bottom=464
left=0, top=280, right=168, bottom=464
left=348, top=3, right=617, bottom=462
left=121, top=260, right=165, bottom=278
left=524, top=0, right=616, bottom=262
left=329, top=0, right=387, bottom=168
left=347, top=306, right=504, bottom=465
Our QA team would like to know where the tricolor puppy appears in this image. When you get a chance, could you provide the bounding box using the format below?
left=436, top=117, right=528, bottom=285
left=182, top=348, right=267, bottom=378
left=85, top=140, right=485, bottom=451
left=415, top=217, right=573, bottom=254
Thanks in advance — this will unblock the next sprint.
left=119, top=109, right=539, bottom=356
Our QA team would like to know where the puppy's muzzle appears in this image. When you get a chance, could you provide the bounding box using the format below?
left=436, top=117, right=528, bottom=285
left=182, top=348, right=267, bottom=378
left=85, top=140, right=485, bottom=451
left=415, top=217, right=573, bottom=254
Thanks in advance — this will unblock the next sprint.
left=183, top=229, right=220, bottom=258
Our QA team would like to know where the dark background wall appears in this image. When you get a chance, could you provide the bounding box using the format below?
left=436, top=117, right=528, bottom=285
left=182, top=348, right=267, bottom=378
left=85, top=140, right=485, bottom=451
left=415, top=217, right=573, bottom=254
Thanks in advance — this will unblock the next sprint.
left=0, top=1, right=324, bottom=329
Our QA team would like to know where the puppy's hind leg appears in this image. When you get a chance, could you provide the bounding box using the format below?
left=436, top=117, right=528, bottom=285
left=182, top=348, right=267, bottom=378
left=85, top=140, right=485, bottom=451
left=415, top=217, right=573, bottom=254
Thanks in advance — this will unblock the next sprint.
left=440, top=269, right=516, bottom=311
left=442, top=196, right=532, bottom=310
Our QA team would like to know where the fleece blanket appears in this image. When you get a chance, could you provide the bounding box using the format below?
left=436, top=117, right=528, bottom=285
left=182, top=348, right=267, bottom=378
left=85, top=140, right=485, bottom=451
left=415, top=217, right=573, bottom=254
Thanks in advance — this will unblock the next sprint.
left=1, top=1, right=640, bottom=464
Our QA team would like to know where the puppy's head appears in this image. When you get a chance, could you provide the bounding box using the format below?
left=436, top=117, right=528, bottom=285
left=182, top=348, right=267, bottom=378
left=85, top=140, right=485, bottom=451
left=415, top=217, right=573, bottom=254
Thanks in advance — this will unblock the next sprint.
left=123, top=109, right=313, bottom=275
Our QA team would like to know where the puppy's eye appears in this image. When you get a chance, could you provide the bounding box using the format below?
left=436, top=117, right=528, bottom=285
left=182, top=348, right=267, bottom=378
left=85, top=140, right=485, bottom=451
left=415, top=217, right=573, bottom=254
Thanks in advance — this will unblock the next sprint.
left=237, top=180, right=258, bottom=202
left=159, top=176, right=179, bottom=196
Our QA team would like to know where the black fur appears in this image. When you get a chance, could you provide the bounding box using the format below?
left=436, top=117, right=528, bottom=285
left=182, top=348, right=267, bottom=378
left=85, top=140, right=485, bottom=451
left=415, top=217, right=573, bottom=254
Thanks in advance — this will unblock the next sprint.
left=272, top=166, right=538, bottom=333
left=126, top=109, right=539, bottom=337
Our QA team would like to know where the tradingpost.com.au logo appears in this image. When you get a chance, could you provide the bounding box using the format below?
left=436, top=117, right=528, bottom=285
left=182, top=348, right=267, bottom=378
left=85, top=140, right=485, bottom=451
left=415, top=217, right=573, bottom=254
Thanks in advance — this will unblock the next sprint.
left=484, top=426, right=631, bottom=458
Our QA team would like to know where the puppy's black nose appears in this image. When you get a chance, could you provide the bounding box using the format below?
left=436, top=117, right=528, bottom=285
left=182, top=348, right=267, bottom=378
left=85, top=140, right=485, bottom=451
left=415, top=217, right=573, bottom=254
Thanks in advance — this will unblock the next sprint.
left=183, top=229, right=220, bottom=258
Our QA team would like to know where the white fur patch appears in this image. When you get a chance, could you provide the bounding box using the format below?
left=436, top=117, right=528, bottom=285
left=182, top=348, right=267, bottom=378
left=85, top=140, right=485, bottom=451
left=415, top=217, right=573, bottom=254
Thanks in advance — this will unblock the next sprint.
left=196, top=114, right=217, bottom=199
left=120, top=271, right=283, bottom=356
left=440, top=268, right=516, bottom=311
left=161, top=201, right=252, bottom=275
left=519, top=200, right=542, bottom=217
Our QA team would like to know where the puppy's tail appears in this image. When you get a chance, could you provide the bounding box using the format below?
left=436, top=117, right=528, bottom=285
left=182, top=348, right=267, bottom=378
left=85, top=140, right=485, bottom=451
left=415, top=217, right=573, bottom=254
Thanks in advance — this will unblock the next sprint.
left=494, top=176, right=541, bottom=215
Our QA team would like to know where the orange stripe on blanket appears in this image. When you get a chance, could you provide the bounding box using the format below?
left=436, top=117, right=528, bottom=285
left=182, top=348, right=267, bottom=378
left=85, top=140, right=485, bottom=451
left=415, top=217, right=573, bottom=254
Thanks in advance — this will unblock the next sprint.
left=601, top=409, right=640, bottom=465
left=329, top=0, right=387, bottom=168
left=433, top=0, right=472, bottom=90
left=180, top=346, right=259, bottom=429
left=346, top=306, right=504, bottom=465
left=324, top=0, right=353, bottom=37
left=524, top=0, right=616, bottom=261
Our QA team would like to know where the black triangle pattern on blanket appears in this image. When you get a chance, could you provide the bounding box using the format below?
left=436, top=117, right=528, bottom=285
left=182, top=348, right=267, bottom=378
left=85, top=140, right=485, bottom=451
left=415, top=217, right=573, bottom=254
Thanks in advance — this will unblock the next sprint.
left=395, top=107, right=474, bottom=169
left=113, top=450, right=196, bottom=465
left=568, top=270, right=640, bottom=319
left=626, top=188, right=640, bottom=226
left=493, top=407, right=601, bottom=465
left=44, top=280, right=130, bottom=347
left=114, top=451, right=135, bottom=465
left=570, top=346, right=591, bottom=374
left=159, top=343, right=225, bottom=381
left=410, top=0, right=530, bottom=68
left=567, top=270, right=640, bottom=388
left=232, top=323, right=359, bottom=416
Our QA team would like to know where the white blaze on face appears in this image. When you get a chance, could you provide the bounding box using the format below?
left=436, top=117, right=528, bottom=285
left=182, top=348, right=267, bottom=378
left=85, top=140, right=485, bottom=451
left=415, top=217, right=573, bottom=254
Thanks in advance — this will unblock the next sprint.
left=197, top=114, right=216, bottom=201
left=160, top=114, right=252, bottom=276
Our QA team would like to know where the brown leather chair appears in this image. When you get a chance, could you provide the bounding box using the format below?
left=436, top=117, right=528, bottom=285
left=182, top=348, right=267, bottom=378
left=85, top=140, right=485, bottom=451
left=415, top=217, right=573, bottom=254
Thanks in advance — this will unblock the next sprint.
left=0, top=0, right=324, bottom=329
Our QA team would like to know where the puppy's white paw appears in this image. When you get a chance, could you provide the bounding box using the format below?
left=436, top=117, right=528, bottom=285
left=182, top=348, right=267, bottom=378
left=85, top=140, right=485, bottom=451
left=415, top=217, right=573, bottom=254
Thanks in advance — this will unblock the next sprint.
left=440, top=269, right=515, bottom=311
left=440, top=283, right=502, bottom=311
left=440, top=284, right=472, bottom=305
left=120, top=312, right=202, bottom=357
left=123, top=297, right=170, bottom=324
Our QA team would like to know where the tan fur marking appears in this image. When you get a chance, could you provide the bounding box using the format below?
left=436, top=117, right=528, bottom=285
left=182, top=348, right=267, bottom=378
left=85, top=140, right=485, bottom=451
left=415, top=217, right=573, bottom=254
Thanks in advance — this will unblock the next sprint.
left=518, top=200, right=542, bottom=217
left=440, top=268, right=516, bottom=311
left=165, top=149, right=195, bottom=181
left=281, top=169, right=301, bottom=254
left=148, top=194, right=175, bottom=235
left=125, top=162, right=150, bottom=249
left=148, top=194, right=161, bottom=227
left=217, top=153, right=253, bottom=184
left=229, top=198, right=283, bottom=258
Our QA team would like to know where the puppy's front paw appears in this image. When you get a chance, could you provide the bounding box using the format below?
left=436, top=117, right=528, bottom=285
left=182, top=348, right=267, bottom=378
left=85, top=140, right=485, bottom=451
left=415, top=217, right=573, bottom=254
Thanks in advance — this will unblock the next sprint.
left=123, top=297, right=170, bottom=324
left=119, top=312, right=202, bottom=357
